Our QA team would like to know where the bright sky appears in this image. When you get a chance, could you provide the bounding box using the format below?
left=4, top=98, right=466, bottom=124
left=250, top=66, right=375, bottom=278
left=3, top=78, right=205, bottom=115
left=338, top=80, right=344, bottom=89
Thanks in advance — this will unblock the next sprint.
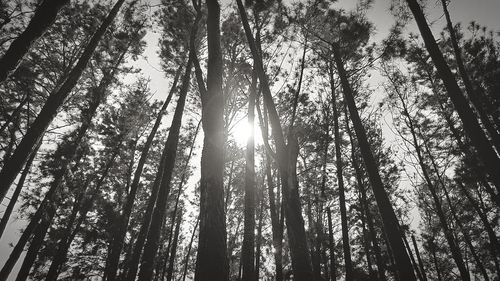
left=1, top=0, right=499, bottom=279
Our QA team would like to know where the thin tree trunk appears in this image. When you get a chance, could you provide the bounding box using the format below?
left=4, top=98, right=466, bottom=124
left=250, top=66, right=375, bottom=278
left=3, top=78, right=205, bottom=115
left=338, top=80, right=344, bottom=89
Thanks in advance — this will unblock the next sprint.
left=406, top=0, right=500, bottom=190
left=0, top=0, right=69, bottom=82
left=104, top=59, right=182, bottom=281
left=401, top=229, right=424, bottom=281
left=332, top=45, right=416, bottom=280
left=165, top=209, right=183, bottom=281
left=236, top=1, right=313, bottom=279
left=15, top=147, right=119, bottom=281
left=0, top=138, right=41, bottom=239
left=266, top=152, right=283, bottom=281
left=344, top=108, right=387, bottom=281
left=390, top=77, right=470, bottom=280
left=182, top=216, right=199, bottom=281
left=440, top=0, right=500, bottom=151
left=254, top=191, right=264, bottom=281
left=411, top=236, right=427, bottom=281
left=328, top=64, right=352, bottom=281
left=194, top=1, right=229, bottom=280
left=0, top=0, right=126, bottom=200
left=136, top=64, right=192, bottom=281
left=242, top=69, right=257, bottom=281
left=326, top=209, right=336, bottom=281
left=0, top=96, right=28, bottom=136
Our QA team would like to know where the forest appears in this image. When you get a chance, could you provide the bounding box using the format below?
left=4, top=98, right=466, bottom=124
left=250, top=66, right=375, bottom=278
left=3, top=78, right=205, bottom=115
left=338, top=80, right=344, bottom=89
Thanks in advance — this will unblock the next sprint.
left=0, top=0, right=499, bottom=280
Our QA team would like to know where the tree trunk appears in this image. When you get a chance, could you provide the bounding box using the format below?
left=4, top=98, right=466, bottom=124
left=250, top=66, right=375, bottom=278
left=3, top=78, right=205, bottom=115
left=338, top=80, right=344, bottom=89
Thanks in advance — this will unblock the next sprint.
left=400, top=230, right=424, bottom=281
left=390, top=77, right=470, bottom=280
left=345, top=109, right=387, bottom=281
left=255, top=191, right=264, bottom=281
left=236, top=1, right=313, bottom=279
left=242, top=69, right=257, bottom=281
left=406, top=0, right=500, bottom=190
left=410, top=236, right=427, bottom=281
left=0, top=0, right=126, bottom=200
left=0, top=0, right=69, bottom=82
left=104, top=60, right=182, bottom=281
left=136, top=53, right=193, bottom=281
left=194, top=1, right=229, bottom=280
left=326, top=208, right=336, bottom=281
left=0, top=138, right=41, bottom=239
left=165, top=209, right=183, bottom=281
left=328, top=64, right=353, bottom=281
left=332, top=45, right=416, bottom=281
left=182, top=216, right=199, bottom=281
left=440, top=0, right=500, bottom=151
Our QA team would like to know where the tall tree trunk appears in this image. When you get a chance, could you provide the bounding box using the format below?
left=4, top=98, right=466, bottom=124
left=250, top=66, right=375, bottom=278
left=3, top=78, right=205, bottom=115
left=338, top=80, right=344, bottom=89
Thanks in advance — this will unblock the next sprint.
left=0, top=138, right=41, bottom=239
left=344, top=108, right=387, bottom=281
left=328, top=64, right=352, bottom=281
left=194, top=1, right=229, bottom=280
left=0, top=95, right=28, bottom=136
left=165, top=209, right=183, bottom=281
left=411, top=236, right=427, bottom=281
left=0, top=0, right=126, bottom=200
left=406, top=0, right=500, bottom=190
left=255, top=190, right=264, bottom=281
left=15, top=147, right=119, bottom=281
left=236, top=1, right=313, bottom=279
left=400, top=229, right=424, bottom=281
left=428, top=238, right=443, bottom=281
left=242, top=69, right=257, bottom=281
left=0, top=0, right=69, bottom=82
left=390, top=80, right=470, bottom=280
left=266, top=152, right=284, bottom=281
left=182, top=216, right=199, bottom=281
left=104, top=60, right=182, bottom=281
left=440, top=0, right=500, bottom=150
left=136, top=53, right=193, bottom=281
left=326, top=209, right=336, bottom=281
left=332, top=45, right=416, bottom=280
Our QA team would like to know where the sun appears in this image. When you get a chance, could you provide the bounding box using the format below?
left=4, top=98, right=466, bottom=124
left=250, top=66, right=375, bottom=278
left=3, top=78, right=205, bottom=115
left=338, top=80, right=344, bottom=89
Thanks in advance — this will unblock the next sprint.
left=231, top=119, right=252, bottom=147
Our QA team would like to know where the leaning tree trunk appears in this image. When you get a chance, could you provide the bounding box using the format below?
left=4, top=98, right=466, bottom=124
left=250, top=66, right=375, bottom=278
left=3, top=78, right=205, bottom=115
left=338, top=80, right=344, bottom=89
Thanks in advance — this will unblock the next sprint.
left=104, top=61, right=182, bottom=281
left=165, top=209, right=183, bottom=281
left=391, top=81, right=470, bottom=280
left=242, top=69, right=257, bottom=281
left=411, top=236, right=427, bottom=281
left=406, top=0, right=500, bottom=191
left=194, top=1, right=229, bottom=281
left=136, top=54, right=193, bottom=281
left=0, top=138, right=41, bottom=239
left=182, top=216, right=199, bottom=281
left=440, top=0, right=500, bottom=150
left=344, top=107, right=387, bottom=281
left=0, top=0, right=126, bottom=201
left=328, top=64, right=353, bottom=281
left=0, top=0, right=69, bottom=83
left=332, top=45, right=416, bottom=281
left=236, top=1, right=313, bottom=279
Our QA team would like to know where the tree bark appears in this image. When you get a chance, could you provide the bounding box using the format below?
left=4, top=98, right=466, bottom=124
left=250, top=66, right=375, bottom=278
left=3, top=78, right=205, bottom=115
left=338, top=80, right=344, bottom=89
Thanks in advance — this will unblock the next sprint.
left=0, top=0, right=69, bottom=83
left=326, top=208, right=336, bottom=281
left=194, top=1, right=229, bottom=280
left=0, top=0, right=126, bottom=200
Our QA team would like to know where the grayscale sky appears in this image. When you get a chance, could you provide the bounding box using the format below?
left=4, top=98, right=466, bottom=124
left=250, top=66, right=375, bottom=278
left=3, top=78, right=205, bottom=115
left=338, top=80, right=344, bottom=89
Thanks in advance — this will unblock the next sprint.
left=0, top=1, right=498, bottom=280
